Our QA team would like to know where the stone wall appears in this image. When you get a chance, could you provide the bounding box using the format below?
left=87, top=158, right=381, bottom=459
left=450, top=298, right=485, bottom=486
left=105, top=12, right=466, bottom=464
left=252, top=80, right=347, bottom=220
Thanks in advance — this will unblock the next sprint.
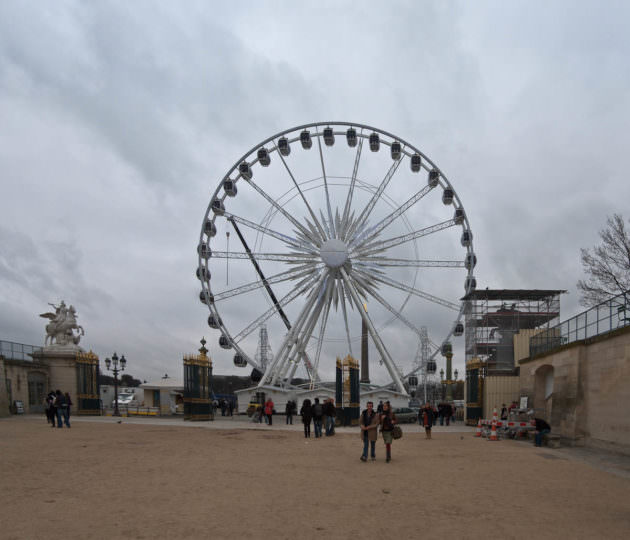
left=519, top=326, right=630, bottom=454
left=0, top=356, right=9, bottom=417
left=1, top=358, right=50, bottom=414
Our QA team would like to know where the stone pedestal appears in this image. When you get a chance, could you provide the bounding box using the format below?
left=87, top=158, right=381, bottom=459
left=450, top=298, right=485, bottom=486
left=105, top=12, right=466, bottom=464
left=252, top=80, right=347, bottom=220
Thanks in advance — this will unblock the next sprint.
left=31, top=345, right=84, bottom=398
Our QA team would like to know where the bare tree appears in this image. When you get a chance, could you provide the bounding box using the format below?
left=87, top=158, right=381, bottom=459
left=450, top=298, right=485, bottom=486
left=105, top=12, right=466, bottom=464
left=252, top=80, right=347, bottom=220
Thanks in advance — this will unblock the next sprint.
left=577, top=214, right=630, bottom=306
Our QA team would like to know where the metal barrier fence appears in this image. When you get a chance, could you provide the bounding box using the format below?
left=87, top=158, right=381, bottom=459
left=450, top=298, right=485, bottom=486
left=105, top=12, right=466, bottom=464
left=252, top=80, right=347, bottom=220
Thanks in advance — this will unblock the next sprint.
left=102, top=405, right=162, bottom=416
left=530, top=290, right=630, bottom=357
left=0, top=340, right=42, bottom=361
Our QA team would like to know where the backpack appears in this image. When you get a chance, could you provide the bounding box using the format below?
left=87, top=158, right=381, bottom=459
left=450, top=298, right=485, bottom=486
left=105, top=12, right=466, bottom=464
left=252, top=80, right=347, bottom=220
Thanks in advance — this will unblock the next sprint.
left=313, top=403, right=323, bottom=417
left=55, top=394, right=66, bottom=408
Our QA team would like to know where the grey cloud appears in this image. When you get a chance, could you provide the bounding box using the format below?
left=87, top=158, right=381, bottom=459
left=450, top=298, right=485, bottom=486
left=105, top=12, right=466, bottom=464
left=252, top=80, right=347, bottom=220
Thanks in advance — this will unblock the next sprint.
left=1, top=1, right=630, bottom=383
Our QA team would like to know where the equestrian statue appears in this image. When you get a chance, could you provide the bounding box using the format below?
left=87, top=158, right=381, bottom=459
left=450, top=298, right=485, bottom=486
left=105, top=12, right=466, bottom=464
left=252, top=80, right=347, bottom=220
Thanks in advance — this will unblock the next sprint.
left=39, top=300, right=85, bottom=347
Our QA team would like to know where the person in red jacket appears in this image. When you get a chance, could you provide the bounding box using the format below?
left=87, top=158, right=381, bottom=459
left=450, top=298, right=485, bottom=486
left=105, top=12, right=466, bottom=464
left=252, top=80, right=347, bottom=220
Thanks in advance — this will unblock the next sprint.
left=264, top=398, right=274, bottom=426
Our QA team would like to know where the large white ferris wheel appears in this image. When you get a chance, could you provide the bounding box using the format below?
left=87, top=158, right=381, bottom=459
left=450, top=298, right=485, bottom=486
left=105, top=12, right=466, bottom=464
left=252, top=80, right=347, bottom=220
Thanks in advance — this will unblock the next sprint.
left=197, top=122, right=476, bottom=394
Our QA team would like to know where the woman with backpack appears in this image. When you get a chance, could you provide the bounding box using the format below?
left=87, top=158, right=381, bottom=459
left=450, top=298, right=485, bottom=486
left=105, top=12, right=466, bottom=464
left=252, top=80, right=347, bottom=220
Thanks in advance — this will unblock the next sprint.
left=380, top=401, right=398, bottom=463
left=300, top=399, right=312, bottom=438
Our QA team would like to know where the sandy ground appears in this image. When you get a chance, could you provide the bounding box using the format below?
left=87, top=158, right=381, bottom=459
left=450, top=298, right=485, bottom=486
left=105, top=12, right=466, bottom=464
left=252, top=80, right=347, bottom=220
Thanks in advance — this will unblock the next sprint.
left=1, top=415, right=630, bottom=540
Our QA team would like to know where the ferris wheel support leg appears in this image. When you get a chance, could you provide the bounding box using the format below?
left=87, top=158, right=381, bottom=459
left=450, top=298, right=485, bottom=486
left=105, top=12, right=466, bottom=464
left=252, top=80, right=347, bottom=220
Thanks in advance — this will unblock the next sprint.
left=310, top=283, right=334, bottom=384
left=339, top=268, right=408, bottom=395
left=300, top=279, right=336, bottom=389
left=286, top=356, right=301, bottom=386
left=273, top=276, right=331, bottom=385
left=260, top=274, right=325, bottom=388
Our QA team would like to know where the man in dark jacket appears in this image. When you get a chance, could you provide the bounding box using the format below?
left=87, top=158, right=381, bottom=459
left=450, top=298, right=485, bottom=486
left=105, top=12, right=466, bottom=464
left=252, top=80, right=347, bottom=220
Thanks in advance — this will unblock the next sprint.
left=285, top=400, right=294, bottom=425
left=54, top=390, right=69, bottom=428
left=312, top=398, right=324, bottom=438
left=323, top=398, right=336, bottom=436
left=534, top=417, right=551, bottom=447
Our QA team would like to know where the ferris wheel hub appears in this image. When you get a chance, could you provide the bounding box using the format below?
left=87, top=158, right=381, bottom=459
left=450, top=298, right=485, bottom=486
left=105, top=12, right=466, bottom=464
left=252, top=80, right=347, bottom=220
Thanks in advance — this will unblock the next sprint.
left=319, top=238, right=349, bottom=268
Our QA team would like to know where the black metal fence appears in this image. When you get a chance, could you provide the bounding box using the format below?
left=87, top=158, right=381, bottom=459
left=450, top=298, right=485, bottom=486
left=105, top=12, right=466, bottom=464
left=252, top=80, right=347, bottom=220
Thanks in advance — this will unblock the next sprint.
left=0, top=340, right=42, bottom=361
left=530, top=290, right=630, bottom=357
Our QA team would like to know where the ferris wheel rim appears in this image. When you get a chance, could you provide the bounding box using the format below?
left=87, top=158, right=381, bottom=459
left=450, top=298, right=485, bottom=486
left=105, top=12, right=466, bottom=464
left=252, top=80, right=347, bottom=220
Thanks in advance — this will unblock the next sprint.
left=197, top=121, right=476, bottom=390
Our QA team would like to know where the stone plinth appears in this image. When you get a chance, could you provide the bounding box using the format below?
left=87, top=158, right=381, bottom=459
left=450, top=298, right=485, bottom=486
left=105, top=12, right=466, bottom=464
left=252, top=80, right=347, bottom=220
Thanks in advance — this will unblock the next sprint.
left=31, top=345, right=84, bottom=399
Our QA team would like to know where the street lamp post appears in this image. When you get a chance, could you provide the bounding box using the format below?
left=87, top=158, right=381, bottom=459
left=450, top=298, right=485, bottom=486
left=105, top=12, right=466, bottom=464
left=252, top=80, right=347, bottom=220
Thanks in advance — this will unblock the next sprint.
left=105, top=352, right=126, bottom=417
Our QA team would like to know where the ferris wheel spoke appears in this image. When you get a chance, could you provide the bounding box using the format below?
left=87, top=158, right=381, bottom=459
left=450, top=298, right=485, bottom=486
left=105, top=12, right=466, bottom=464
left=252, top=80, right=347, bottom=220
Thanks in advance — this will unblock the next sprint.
left=315, top=128, right=336, bottom=238
left=273, top=140, right=328, bottom=242
left=213, top=264, right=321, bottom=302
left=354, top=256, right=465, bottom=268
left=363, top=285, right=423, bottom=338
left=351, top=218, right=456, bottom=258
left=370, top=274, right=460, bottom=311
left=349, top=270, right=381, bottom=301
left=341, top=137, right=364, bottom=240
left=340, top=267, right=406, bottom=394
left=241, top=175, right=318, bottom=245
left=233, top=270, right=322, bottom=343
left=338, top=281, right=354, bottom=358
left=211, top=251, right=319, bottom=263
left=349, top=184, right=434, bottom=249
left=346, top=157, right=402, bottom=242
left=225, top=212, right=317, bottom=254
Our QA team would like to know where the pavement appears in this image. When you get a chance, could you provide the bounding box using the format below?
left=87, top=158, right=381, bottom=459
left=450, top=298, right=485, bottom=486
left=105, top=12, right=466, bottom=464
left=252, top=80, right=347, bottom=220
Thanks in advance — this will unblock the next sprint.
left=68, top=412, right=475, bottom=433
left=20, top=413, right=630, bottom=479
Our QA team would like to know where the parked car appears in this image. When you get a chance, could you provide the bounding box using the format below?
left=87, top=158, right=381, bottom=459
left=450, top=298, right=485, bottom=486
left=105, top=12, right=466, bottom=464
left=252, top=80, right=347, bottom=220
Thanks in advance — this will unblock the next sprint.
left=393, top=407, right=419, bottom=423
left=111, top=393, right=136, bottom=408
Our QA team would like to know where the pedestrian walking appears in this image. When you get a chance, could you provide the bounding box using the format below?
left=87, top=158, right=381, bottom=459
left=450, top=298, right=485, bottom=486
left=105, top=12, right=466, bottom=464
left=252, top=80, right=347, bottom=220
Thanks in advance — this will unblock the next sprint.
left=64, top=392, right=73, bottom=426
left=264, top=398, right=274, bottom=425
left=258, top=403, right=265, bottom=423
left=54, top=390, right=70, bottom=428
left=312, top=398, right=323, bottom=437
left=380, top=401, right=398, bottom=462
left=300, top=399, right=312, bottom=438
left=45, top=392, right=56, bottom=427
left=420, top=401, right=434, bottom=439
left=285, top=400, right=294, bottom=425
left=324, top=398, right=336, bottom=436
left=359, top=401, right=379, bottom=462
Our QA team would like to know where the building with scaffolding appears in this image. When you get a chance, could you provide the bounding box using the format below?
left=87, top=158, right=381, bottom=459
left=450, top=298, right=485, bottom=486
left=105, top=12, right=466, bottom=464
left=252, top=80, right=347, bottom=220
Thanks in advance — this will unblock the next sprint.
left=462, top=289, right=565, bottom=423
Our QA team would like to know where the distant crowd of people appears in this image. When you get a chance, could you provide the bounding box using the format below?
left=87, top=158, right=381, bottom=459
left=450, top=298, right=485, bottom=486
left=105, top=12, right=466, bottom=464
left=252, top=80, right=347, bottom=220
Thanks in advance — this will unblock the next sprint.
left=214, top=398, right=234, bottom=417
left=44, top=390, right=72, bottom=428
left=298, top=397, right=336, bottom=437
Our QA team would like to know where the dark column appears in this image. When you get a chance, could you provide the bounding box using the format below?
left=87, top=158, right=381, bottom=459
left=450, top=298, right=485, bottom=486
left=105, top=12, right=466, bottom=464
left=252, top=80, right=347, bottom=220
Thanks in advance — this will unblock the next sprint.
left=360, top=317, right=370, bottom=383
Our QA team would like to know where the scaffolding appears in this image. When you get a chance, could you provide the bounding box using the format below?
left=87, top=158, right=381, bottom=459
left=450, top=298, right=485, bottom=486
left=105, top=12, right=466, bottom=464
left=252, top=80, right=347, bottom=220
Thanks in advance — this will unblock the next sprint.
left=462, top=289, right=565, bottom=374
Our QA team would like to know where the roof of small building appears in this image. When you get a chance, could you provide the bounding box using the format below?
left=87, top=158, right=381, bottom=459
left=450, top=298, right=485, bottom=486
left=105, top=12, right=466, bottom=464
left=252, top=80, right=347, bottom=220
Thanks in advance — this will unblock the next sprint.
left=140, top=376, right=183, bottom=390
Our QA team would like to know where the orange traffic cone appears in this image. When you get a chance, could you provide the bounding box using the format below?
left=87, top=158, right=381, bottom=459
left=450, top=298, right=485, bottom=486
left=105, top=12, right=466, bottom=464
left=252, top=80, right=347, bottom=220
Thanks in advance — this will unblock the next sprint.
left=490, top=410, right=498, bottom=441
left=492, top=407, right=499, bottom=424
left=475, top=418, right=482, bottom=437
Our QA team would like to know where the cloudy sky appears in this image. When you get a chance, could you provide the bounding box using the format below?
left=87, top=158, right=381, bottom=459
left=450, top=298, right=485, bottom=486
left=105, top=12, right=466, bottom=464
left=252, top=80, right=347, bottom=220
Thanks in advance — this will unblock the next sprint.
left=1, top=1, right=629, bottom=386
